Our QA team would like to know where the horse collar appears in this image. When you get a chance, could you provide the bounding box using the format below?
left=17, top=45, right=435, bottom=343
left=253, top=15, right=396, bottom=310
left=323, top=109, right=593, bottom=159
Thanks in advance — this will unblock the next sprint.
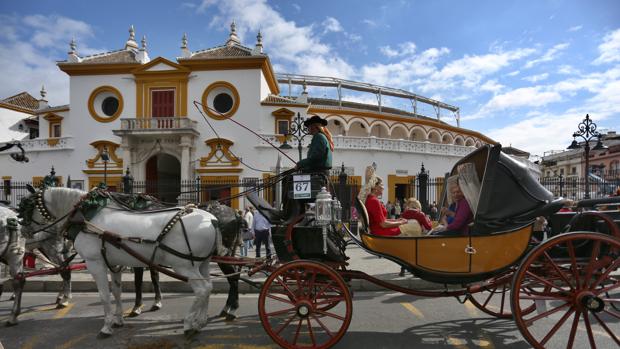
left=35, top=189, right=56, bottom=222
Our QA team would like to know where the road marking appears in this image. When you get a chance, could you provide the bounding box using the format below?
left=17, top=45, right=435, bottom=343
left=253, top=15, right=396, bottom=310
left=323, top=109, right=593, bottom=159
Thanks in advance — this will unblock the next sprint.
left=446, top=336, right=468, bottom=348
left=473, top=333, right=495, bottom=348
left=194, top=345, right=276, bottom=349
left=464, top=300, right=480, bottom=317
left=55, top=334, right=89, bottom=349
left=53, top=303, right=74, bottom=319
left=400, top=302, right=425, bottom=319
left=20, top=335, right=40, bottom=349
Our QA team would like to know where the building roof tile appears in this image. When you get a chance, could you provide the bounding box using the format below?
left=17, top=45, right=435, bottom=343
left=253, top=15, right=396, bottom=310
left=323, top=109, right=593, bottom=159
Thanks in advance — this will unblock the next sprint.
left=188, top=44, right=255, bottom=59
left=1, top=92, right=39, bottom=111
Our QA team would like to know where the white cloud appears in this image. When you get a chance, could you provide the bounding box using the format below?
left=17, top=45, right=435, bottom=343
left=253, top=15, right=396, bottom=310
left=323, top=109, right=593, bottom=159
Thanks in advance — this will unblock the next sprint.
left=199, top=0, right=354, bottom=78
left=557, top=65, right=579, bottom=75
left=362, top=19, right=377, bottom=27
left=568, top=25, right=583, bottom=32
left=379, top=41, right=416, bottom=58
left=524, top=42, right=569, bottom=68
left=479, top=79, right=504, bottom=93
left=292, top=3, right=301, bottom=12
left=322, top=17, right=343, bottom=34
left=483, top=86, right=562, bottom=111
left=507, top=70, right=520, bottom=77
left=593, top=28, right=620, bottom=65
left=523, top=73, right=549, bottom=82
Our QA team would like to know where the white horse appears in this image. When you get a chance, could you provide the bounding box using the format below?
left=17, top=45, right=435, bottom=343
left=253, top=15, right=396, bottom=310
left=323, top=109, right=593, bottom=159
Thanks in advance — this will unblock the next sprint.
left=19, top=187, right=223, bottom=338
left=0, top=205, right=26, bottom=326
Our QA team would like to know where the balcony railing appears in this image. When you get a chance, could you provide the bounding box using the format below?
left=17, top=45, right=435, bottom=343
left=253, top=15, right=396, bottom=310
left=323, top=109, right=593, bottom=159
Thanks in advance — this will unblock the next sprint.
left=119, top=117, right=198, bottom=131
left=257, top=134, right=476, bottom=157
left=0, top=136, right=75, bottom=152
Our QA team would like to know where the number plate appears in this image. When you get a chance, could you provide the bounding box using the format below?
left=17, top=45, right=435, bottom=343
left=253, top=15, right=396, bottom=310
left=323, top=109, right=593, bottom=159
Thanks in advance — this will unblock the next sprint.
left=293, top=174, right=311, bottom=199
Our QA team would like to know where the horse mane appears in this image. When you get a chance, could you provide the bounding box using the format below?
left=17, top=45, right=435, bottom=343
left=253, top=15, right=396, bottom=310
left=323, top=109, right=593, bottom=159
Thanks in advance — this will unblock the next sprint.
left=47, top=187, right=87, bottom=217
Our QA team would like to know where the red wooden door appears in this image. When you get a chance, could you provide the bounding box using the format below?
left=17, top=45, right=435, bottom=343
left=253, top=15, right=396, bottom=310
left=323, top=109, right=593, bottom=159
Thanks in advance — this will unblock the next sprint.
left=152, top=90, right=175, bottom=128
left=146, top=156, right=158, bottom=197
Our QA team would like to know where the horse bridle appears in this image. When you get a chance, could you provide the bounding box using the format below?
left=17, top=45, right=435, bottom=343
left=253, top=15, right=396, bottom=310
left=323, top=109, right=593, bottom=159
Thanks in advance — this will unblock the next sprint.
left=33, top=189, right=56, bottom=223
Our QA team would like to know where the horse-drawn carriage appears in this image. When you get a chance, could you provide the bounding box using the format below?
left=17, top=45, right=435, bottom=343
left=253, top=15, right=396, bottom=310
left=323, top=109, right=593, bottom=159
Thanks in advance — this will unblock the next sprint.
left=248, top=144, right=620, bottom=349
left=6, top=144, right=619, bottom=348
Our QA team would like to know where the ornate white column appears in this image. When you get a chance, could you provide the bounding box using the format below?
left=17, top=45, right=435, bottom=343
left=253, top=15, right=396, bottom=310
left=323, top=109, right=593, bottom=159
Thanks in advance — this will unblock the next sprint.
left=180, top=135, right=192, bottom=181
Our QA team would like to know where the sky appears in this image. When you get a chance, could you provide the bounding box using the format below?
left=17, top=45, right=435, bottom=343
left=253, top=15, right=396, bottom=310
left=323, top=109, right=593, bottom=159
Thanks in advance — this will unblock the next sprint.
left=0, top=0, right=619, bottom=157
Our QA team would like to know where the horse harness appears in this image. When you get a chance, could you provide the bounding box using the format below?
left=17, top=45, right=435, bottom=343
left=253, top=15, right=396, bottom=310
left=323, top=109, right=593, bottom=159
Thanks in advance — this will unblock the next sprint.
left=66, top=189, right=215, bottom=275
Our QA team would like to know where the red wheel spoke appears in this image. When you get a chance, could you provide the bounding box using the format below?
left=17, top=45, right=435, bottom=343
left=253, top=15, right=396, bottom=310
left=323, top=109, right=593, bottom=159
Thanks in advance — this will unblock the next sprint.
left=543, top=251, right=576, bottom=291
left=567, top=310, right=581, bottom=349
left=311, top=313, right=335, bottom=338
left=525, top=270, right=570, bottom=293
left=274, top=313, right=298, bottom=335
left=480, top=287, right=495, bottom=308
left=499, top=285, right=507, bottom=313
left=603, top=309, right=620, bottom=320
left=602, top=297, right=620, bottom=303
left=583, top=240, right=602, bottom=288
left=266, top=307, right=296, bottom=317
left=306, top=269, right=318, bottom=295
left=566, top=240, right=581, bottom=289
left=594, top=281, right=620, bottom=296
left=523, top=301, right=570, bottom=326
left=518, top=294, right=571, bottom=301
left=315, top=295, right=346, bottom=306
left=590, top=258, right=620, bottom=291
left=582, top=312, right=597, bottom=349
left=274, top=275, right=297, bottom=301
left=314, top=280, right=336, bottom=300
left=292, top=318, right=303, bottom=345
left=315, top=309, right=346, bottom=321
left=592, top=312, right=620, bottom=346
left=540, top=307, right=575, bottom=346
left=306, top=318, right=316, bottom=347
left=266, top=293, right=294, bottom=305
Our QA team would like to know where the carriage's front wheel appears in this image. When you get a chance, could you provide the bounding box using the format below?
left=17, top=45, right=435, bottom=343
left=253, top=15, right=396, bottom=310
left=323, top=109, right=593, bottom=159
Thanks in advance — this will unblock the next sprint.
left=258, top=260, right=353, bottom=349
left=511, top=232, right=620, bottom=349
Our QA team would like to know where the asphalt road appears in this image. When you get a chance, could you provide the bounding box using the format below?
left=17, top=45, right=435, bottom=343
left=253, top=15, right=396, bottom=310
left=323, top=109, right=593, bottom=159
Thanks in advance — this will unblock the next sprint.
left=1, top=291, right=618, bottom=349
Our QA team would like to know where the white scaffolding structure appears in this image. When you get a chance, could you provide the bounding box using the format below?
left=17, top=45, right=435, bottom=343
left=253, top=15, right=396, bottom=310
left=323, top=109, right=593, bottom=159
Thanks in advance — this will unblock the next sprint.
left=276, top=73, right=461, bottom=127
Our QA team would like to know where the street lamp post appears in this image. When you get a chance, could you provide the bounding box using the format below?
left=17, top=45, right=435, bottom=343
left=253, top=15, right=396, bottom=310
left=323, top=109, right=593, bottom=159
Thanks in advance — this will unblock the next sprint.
left=279, top=112, right=309, bottom=162
left=101, top=146, right=110, bottom=187
left=567, top=114, right=607, bottom=199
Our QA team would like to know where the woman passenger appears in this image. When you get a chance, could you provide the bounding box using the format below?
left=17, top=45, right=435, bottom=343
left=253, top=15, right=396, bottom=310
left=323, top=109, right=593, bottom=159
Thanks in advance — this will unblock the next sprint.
left=431, top=180, right=473, bottom=236
left=364, top=176, right=408, bottom=236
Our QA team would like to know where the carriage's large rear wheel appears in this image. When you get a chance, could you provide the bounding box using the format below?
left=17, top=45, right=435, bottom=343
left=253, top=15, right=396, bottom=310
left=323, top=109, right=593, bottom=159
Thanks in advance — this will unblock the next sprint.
left=258, top=260, right=353, bottom=349
left=511, top=232, right=620, bottom=348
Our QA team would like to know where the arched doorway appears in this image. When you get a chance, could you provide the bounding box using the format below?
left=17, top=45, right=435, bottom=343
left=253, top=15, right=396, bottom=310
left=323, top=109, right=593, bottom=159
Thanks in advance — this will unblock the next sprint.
left=146, top=153, right=181, bottom=203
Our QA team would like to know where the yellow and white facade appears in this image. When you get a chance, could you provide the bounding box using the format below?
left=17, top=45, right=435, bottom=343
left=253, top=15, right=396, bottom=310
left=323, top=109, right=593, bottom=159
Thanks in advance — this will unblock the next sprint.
left=0, top=24, right=495, bottom=208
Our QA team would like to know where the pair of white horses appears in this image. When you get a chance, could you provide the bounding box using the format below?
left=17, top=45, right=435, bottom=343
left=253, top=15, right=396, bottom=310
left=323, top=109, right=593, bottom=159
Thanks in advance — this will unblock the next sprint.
left=18, top=187, right=227, bottom=338
left=0, top=204, right=72, bottom=326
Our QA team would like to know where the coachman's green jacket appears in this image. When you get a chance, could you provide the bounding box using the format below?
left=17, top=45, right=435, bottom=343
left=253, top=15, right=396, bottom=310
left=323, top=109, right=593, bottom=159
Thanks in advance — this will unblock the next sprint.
left=297, top=132, right=332, bottom=172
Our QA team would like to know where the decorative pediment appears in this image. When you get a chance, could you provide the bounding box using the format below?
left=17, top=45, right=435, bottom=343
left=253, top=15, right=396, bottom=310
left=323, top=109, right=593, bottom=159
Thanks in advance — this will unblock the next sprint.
left=86, top=140, right=123, bottom=168
left=43, top=113, right=64, bottom=122
left=271, top=108, right=295, bottom=118
left=199, top=138, right=240, bottom=167
left=132, top=57, right=190, bottom=75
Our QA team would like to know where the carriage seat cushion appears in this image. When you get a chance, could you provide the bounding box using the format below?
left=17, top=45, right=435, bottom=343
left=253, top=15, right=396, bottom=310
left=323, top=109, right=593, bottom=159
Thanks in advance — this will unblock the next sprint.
left=355, top=197, right=370, bottom=233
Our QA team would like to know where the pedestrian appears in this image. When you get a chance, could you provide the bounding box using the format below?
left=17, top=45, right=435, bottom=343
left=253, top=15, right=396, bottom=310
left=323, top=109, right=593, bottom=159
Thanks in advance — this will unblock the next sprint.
left=430, top=202, right=438, bottom=221
left=394, top=201, right=402, bottom=218
left=386, top=201, right=394, bottom=219
left=240, top=206, right=254, bottom=257
left=252, top=210, right=272, bottom=258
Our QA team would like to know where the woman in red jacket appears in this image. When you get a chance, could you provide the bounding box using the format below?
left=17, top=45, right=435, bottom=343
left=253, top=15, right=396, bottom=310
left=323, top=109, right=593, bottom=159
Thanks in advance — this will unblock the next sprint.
left=364, top=176, right=407, bottom=236
left=401, top=198, right=432, bottom=232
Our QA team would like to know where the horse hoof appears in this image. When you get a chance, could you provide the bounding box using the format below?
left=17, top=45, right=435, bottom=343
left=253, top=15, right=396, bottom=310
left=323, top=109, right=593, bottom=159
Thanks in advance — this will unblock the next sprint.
left=127, top=305, right=143, bottom=317
left=184, top=329, right=199, bottom=339
left=218, top=310, right=228, bottom=318
left=97, top=331, right=112, bottom=339
left=56, top=302, right=69, bottom=309
left=225, top=314, right=237, bottom=322
left=112, top=322, right=124, bottom=328
left=150, top=302, right=162, bottom=311
left=5, top=321, right=18, bottom=327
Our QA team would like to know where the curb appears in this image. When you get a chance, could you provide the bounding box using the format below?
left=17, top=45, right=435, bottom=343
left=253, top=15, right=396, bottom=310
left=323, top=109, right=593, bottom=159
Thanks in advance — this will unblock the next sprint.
left=3, top=277, right=438, bottom=294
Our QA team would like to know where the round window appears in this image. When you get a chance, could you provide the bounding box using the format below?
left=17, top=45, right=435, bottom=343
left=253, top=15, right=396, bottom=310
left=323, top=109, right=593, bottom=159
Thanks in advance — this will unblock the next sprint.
left=201, top=81, right=239, bottom=120
left=102, top=97, right=119, bottom=116
left=213, top=93, right=233, bottom=114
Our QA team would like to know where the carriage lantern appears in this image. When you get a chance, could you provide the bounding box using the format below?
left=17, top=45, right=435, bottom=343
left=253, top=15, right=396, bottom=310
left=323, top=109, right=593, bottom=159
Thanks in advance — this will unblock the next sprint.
left=331, top=198, right=342, bottom=224
left=315, top=187, right=332, bottom=254
left=315, top=187, right=333, bottom=225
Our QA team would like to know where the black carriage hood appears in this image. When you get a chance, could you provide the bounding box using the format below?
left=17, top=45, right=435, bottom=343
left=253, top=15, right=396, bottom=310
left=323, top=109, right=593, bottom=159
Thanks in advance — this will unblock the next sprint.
left=454, top=145, right=555, bottom=234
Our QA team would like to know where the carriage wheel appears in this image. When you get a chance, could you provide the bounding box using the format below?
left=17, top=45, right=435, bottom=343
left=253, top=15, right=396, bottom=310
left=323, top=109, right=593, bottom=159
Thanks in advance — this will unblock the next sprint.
left=511, top=232, right=620, bottom=349
left=258, top=260, right=353, bottom=349
left=467, top=267, right=536, bottom=319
